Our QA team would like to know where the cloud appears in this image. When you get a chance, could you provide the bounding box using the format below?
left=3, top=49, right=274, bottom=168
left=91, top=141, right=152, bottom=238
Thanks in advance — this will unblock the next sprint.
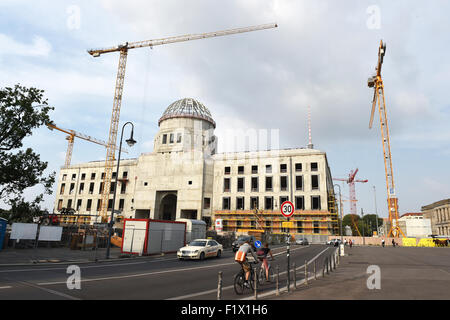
left=0, top=34, right=52, bottom=57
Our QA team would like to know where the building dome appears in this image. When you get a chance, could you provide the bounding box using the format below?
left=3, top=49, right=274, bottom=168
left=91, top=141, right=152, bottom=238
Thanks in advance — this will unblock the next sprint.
left=158, top=98, right=216, bottom=128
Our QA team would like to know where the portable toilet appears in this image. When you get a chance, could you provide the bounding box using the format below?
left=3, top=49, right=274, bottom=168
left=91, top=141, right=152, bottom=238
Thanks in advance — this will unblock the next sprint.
left=176, top=219, right=206, bottom=243
left=0, top=218, right=7, bottom=252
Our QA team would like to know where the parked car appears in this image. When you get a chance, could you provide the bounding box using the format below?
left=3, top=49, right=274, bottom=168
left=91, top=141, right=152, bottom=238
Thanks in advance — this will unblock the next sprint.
left=232, top=235, right=256, bottom=252
left=177, top=239, right=223, bottom=260
left=295, top=238, right=309, bottom=245
left=327, top=238, right=342, bottom=246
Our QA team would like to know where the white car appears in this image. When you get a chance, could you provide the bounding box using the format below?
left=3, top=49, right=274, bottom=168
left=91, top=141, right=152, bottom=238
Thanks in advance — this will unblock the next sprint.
left=177, top=239, right=223, bottom=260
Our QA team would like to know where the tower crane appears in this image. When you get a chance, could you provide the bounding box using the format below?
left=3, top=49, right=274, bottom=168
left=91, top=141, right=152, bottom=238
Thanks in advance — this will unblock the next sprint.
left=88, top=23, right=278, bottom=222
left=367, top=40, right=404, bottom=238
left=334, top=169, right=368, bottom=236
left=47, top=123, right=127, bottom=167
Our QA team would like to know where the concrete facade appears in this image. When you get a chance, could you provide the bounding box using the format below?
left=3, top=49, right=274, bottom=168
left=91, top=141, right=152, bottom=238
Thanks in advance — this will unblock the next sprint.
left=398, top=214, right=432, bottom=238
left=53, top=98, right=338, bottom=235
left=422, top=199, right=450, bottom=236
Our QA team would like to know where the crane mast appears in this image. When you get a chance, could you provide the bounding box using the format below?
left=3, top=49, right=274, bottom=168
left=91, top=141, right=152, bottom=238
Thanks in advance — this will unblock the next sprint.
left=88, top=23, right=278, bottom=222
left=368, top=40, right=404, bottom=238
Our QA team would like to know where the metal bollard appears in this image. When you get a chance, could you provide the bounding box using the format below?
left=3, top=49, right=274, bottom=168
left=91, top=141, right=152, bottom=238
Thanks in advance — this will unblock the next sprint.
left=326, top=257, right=330, bottom=274
left=217, top=272, right=223, bottom=300
left=293, top=262, right=297, bottom=290
left=322, top=258, right=326, bottom=277
left=314, top=259, right=317, bottom=280
left=305, top=260, right=308, bottom=285
left=276, top=265, right=280, bottom=296
left=254, top=267, right=258, bottom=300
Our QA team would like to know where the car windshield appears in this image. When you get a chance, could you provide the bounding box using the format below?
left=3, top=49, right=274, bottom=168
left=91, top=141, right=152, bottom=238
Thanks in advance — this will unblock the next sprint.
left=237, top=236, right=250, bottom=241
left=189, top=241, right=207, bottom=247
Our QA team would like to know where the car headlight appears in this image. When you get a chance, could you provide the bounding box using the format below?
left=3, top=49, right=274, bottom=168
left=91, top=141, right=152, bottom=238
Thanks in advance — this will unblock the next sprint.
left=194, top=250, right=199, bottom=253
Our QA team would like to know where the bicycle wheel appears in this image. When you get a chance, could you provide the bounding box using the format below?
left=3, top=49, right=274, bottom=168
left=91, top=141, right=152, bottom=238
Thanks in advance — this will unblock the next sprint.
left=234, top=272, right=245, bottom=295
left=258, top=266, right=265, bottom=286
left=267, top=266, right=274, bottom=283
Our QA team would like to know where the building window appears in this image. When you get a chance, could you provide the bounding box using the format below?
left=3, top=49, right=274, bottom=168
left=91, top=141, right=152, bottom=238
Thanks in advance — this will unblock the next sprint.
left=62, top=174, right=67, bottom=181
left=225, top=166, right=231, bottom=175
left=107, top=199, right=113, bottom=211
left=81, top=173, right=86, bottom=180
left=123, top=171, right=128, bottom=179
left=91, top=173, right=96, bottom=180
left=252, top=165, right=258, bottom=174
left=177, top=133, right=182, bottom=143
left=67, top=199, right=72, bottom=209
left=222, top=197, right=231, bottom=210
left=237, top=177, right=245, bottom=192
left=112, top=172, right=117, bottom=179
left=86, top=199, right=92, bottom=212
left=99, top=182, right=104, bottom=194
left=251, top=177, right=259, bottom=192
left=311, top=196, right=321, bottom=210
left=223, top=178, right=231, bottom=192
left=236, top=197, right=245, bottom=210
left=101, top=172, right=105, bottom=180
left=265, top=177, right=273, bottom=191
left=265, top=197, right=273, bottom=210
left=311, top=175, right=319, bottom=190
left=280, top=164, right=287, bottom=173
left=69, top=183, right=75, bottom=194
left=314, top=221, right=320, bottom=234
left=296, top=176, right=303, bottom=191
left=110, top=182, right=116, bottom=194
left=250, top=197, right=259, bottom=210
left=237, top=220, right=242, bottom=227
left=311, top=162, right=318, bottom=171
left=295, top=196, right=305, bottom=210
left=72, top=174, right=76, bottom=181
left=121, top=182, right=127, bottom=194
left=89, top=182, right=95, bottom=194
left=238, top=166, right=245, bottom=174
left=204, top=198, right=211, bottom=209
left=295, top=163, right=302, bottom=172
left=79, top=183, right=84, bottom=194
left=280, top=196, right=289, bottom=206
left=119, top=199, right=125, bottom=211
left=60, top=183, right=65, bottom=195
left=280, top=176, right=288, bottom=191
left=297, top=221, right=303, bottom=233
left=76, top=199, right=82, bottom=211
left=97, top=199, right=102, bottom=212
left=266, top=165, right=272, bottom=174
left=170, top=133, right=174, bottom=144
left=57, top=199, right=63, bottom=211
left=162, top=134, right=167, bottom=144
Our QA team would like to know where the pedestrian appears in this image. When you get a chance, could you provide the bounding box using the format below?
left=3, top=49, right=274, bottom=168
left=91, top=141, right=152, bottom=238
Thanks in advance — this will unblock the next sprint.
left=392, top=239, right=396, bottom=247
left=381, top=239, right=385, bottom=247
left=349, top=239, right=353, bottom=248
left=344, top=238, right=347, bottom=246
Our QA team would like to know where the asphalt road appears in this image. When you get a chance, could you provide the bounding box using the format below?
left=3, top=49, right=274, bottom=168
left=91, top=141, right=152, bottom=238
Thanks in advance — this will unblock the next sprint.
left=0, top=244, right=332, bottom=300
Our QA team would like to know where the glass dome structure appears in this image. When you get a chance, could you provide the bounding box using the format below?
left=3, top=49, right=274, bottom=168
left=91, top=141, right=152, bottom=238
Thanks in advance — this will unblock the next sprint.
left=158, top=98, right=216, bottom=128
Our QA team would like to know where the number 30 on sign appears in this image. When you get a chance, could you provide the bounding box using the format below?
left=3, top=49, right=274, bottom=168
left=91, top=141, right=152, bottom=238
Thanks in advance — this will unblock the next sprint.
left=281, top=201, right=294, bottom=218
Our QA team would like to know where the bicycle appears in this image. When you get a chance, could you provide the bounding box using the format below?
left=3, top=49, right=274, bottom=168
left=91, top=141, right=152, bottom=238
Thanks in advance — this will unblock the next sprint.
left=234, top=260, right=259, bottom=295
left=258, top=258, right=275, bottom=285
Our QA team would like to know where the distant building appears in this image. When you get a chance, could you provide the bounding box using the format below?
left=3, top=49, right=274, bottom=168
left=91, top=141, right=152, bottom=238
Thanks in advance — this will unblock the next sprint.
left=422, top=199, right=450, bottom=236
left=53, top=98, right=339, bottom=237
left=398, top=213, right=432, bottom=238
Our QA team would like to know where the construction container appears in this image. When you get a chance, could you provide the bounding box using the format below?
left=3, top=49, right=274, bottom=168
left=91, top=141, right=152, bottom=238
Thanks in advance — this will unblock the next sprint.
left=121, top=219, right=186, bottom=255
left=176, top=219, right=206, bottom=243
left=0, top=218, right=7, bottom=251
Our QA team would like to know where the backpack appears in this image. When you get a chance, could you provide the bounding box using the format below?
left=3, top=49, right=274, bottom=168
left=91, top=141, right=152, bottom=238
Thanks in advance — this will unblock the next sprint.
left=235, top=250, right=246, bottom=262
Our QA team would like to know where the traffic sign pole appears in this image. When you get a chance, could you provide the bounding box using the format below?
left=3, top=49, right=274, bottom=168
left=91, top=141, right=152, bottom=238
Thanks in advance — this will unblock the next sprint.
left=281, top=201, right=294, bottom=293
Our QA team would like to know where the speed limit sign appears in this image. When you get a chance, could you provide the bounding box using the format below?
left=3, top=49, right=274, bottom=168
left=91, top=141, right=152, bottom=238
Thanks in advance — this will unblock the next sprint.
left=281, top=201, right=295, bottom=218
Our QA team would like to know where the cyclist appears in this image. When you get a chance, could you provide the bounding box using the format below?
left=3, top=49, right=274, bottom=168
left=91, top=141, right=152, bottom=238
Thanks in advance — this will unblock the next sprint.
left=257, top=242, right=274, bottom=282
left=235, top=239, right=259, bottom=287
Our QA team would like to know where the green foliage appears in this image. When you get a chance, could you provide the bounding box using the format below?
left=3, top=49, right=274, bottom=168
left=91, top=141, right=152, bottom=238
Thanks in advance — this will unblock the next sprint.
left=342, top=213, right=383, bottom=236
left=0, top=84, right=55, bottom=221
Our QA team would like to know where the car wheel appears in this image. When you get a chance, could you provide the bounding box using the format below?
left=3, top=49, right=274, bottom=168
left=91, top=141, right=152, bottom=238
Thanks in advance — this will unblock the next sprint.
left=216, top=250, right=222, bottom=258
left=199, top=252, right=205, bottom=260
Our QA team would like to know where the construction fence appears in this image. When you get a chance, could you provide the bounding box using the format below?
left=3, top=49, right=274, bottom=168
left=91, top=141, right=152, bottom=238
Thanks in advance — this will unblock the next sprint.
left=328, top=235, right=450, bottom=247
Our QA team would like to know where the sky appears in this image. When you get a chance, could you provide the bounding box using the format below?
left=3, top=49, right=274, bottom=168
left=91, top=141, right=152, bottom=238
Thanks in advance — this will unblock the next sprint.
left=0, top=0, right=449, bottom=218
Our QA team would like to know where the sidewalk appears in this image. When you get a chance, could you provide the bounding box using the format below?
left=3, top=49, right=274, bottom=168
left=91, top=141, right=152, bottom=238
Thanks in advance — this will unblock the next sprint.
left=268, top=246, right=450, bottom=300
left=0, top=247, right=142, bottom=266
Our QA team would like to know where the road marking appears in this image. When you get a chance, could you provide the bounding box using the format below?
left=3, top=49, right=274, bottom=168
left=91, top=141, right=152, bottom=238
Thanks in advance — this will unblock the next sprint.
left=0, top=286, right=12, bottom=289
left=37, top=246, right=312, bottom=286
left=166, top=246, right=323, bottom=300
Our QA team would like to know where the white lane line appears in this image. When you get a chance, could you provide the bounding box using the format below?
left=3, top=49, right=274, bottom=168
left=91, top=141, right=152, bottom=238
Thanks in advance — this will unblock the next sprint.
left=17, top=280, right=81, bottom=300
left=166, top=246, right=320, bottom=300
left=0, top=286, right=12, bottom=289
left=38, top=246, right=311, bottom=286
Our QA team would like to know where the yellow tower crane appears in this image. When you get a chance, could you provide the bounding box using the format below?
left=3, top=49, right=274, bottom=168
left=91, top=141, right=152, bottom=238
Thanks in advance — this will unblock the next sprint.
left=88, top=23, right=278, bottom=222
left=47, top=123, right=127, bottom=167
left=367, top=40, right=404, bottom=238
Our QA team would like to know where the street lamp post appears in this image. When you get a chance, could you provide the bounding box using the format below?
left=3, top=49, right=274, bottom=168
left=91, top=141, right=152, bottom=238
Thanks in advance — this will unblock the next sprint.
left=373, top=186, right=380, bottom=236
left=106, top=122, right=137, bottom=259
left=333, top=184, right=343, bottom=243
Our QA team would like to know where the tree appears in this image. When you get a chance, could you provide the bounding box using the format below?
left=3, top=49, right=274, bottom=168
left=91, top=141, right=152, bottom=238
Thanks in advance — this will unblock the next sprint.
left=0, top=84, right=55, bottom=220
